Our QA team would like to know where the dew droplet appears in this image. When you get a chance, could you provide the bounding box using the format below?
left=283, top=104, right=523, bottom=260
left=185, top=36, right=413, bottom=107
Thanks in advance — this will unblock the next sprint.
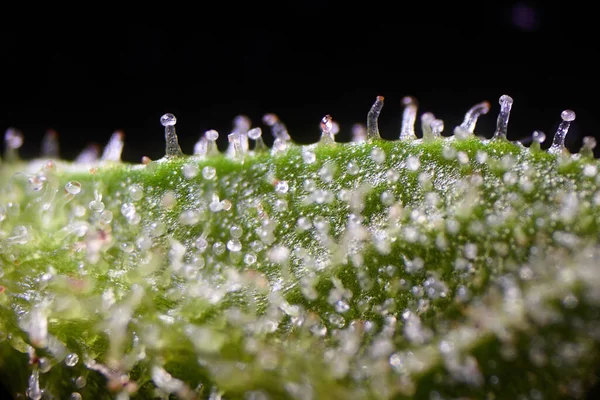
left=160, top=113, right=183, bottom=157
left=347, top=161, right=360, bottom=175
left=41, top=129, right=59, bottom=158
left=213, top=241, right=226, bottom=255
left=386, top=168, right=400, bottom=184
left=100, top=209, right=113, bottom=224
left=302, top=149, right=316, bottom=164
left=65, top=353, right=79, bottom=367
left=274, top=198, right=288, bottom=211
left=370, top=147, right=385, bottom=164
left=493, top=94, right=513, bottom=140
left=319, top=162, right=337, bottom=182
left=89, top=192, right=105, bottom=213
left=195, top=237, right=208, bottom=253
left=161, top=191, right=176, bottom=209
left=128, top=184, right=143, bottom=201
left=121, top=203, right=136, bottom=220
left=70, top=392, right=82, bottom=400
left=454, top=101, right=490, bottom=139
left=244, top=253, right=257, bottom=265
left=227, top=240, right=242, bottom=252
left=209, top=194, right=223, bottom=212
left=275, top=181, right=289, bottom=194
left=533, top=130, right=546, bottom=144
left=406, top=155, right=420, bottom=171
left=380, top=190, right=395, bottom=206
left=303, top=179, right=316, bottom=192
left=230, top=225, right=243, bottom=238
left=367, top=96, right=384, bottom=140
left=476, top=150, right=488, bottom=163
left=182, top=163, right=199, bottom=179
left=400, top=96, right=418, bottom=140
left=75, top=376, right=87, bottom=389
left=148, top=221, right=166, bottom=237
left=549, top=109, right=576, bottom=155
left=28, top=176, right=45, bottom=192
left=101, top=131, right=125, bottom=162
left=202, top=166, right=217, bottom=180
left=65, top=181, right=81, bottom=195
left=179, top=210, right=201, bottom=225
left=583, top=164, right=597, bottom=177
left=319, top=115, right=335, bottom=145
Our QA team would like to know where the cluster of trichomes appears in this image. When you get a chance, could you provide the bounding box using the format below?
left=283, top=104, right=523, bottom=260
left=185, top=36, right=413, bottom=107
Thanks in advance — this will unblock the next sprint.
left=1, top=94, right=600, bottom=399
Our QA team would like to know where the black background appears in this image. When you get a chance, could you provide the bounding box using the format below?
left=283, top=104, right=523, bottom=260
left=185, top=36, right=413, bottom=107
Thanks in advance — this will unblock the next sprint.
left=2, top=2, right=599, bottom=161
left=2, top=1, right=600, bottom=398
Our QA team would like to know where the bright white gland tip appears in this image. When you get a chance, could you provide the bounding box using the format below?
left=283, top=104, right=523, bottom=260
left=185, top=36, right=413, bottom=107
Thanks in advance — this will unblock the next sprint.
left=561, top=109, right=576, bottom=122
left=205, top=130, right=219, bottom=141
left=160, top=113, right=177, bottom=126
left=161, top=113, right=183, bottom=157
left=248, top=127, right=262, bottom=140
left=65, top=181, right=82, bottom=195
left=532, top=130, right=546, bottom=144
left=431, top=119, right=444, bottom=137
left=367, top=96, right=384, bottom=140
left=204, top=129, right=220, bottom=156
left=400, top=96, right=418, bottom=140
left=493, top=94, right=514, bottom=140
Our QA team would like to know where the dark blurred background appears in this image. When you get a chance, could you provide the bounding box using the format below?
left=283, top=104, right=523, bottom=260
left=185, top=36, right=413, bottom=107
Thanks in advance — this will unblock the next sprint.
left=2, top=1, right=600, bottom=398
left=1, top=1, right=599, bottom=162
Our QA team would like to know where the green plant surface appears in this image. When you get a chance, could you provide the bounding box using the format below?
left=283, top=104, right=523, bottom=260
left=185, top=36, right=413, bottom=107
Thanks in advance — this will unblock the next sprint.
left=1, top=99, right=600, bottom=399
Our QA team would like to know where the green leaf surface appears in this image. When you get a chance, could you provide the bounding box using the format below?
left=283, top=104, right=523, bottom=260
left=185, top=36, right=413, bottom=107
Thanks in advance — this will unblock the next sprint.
left=1, top=130, right=600, bottom=399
